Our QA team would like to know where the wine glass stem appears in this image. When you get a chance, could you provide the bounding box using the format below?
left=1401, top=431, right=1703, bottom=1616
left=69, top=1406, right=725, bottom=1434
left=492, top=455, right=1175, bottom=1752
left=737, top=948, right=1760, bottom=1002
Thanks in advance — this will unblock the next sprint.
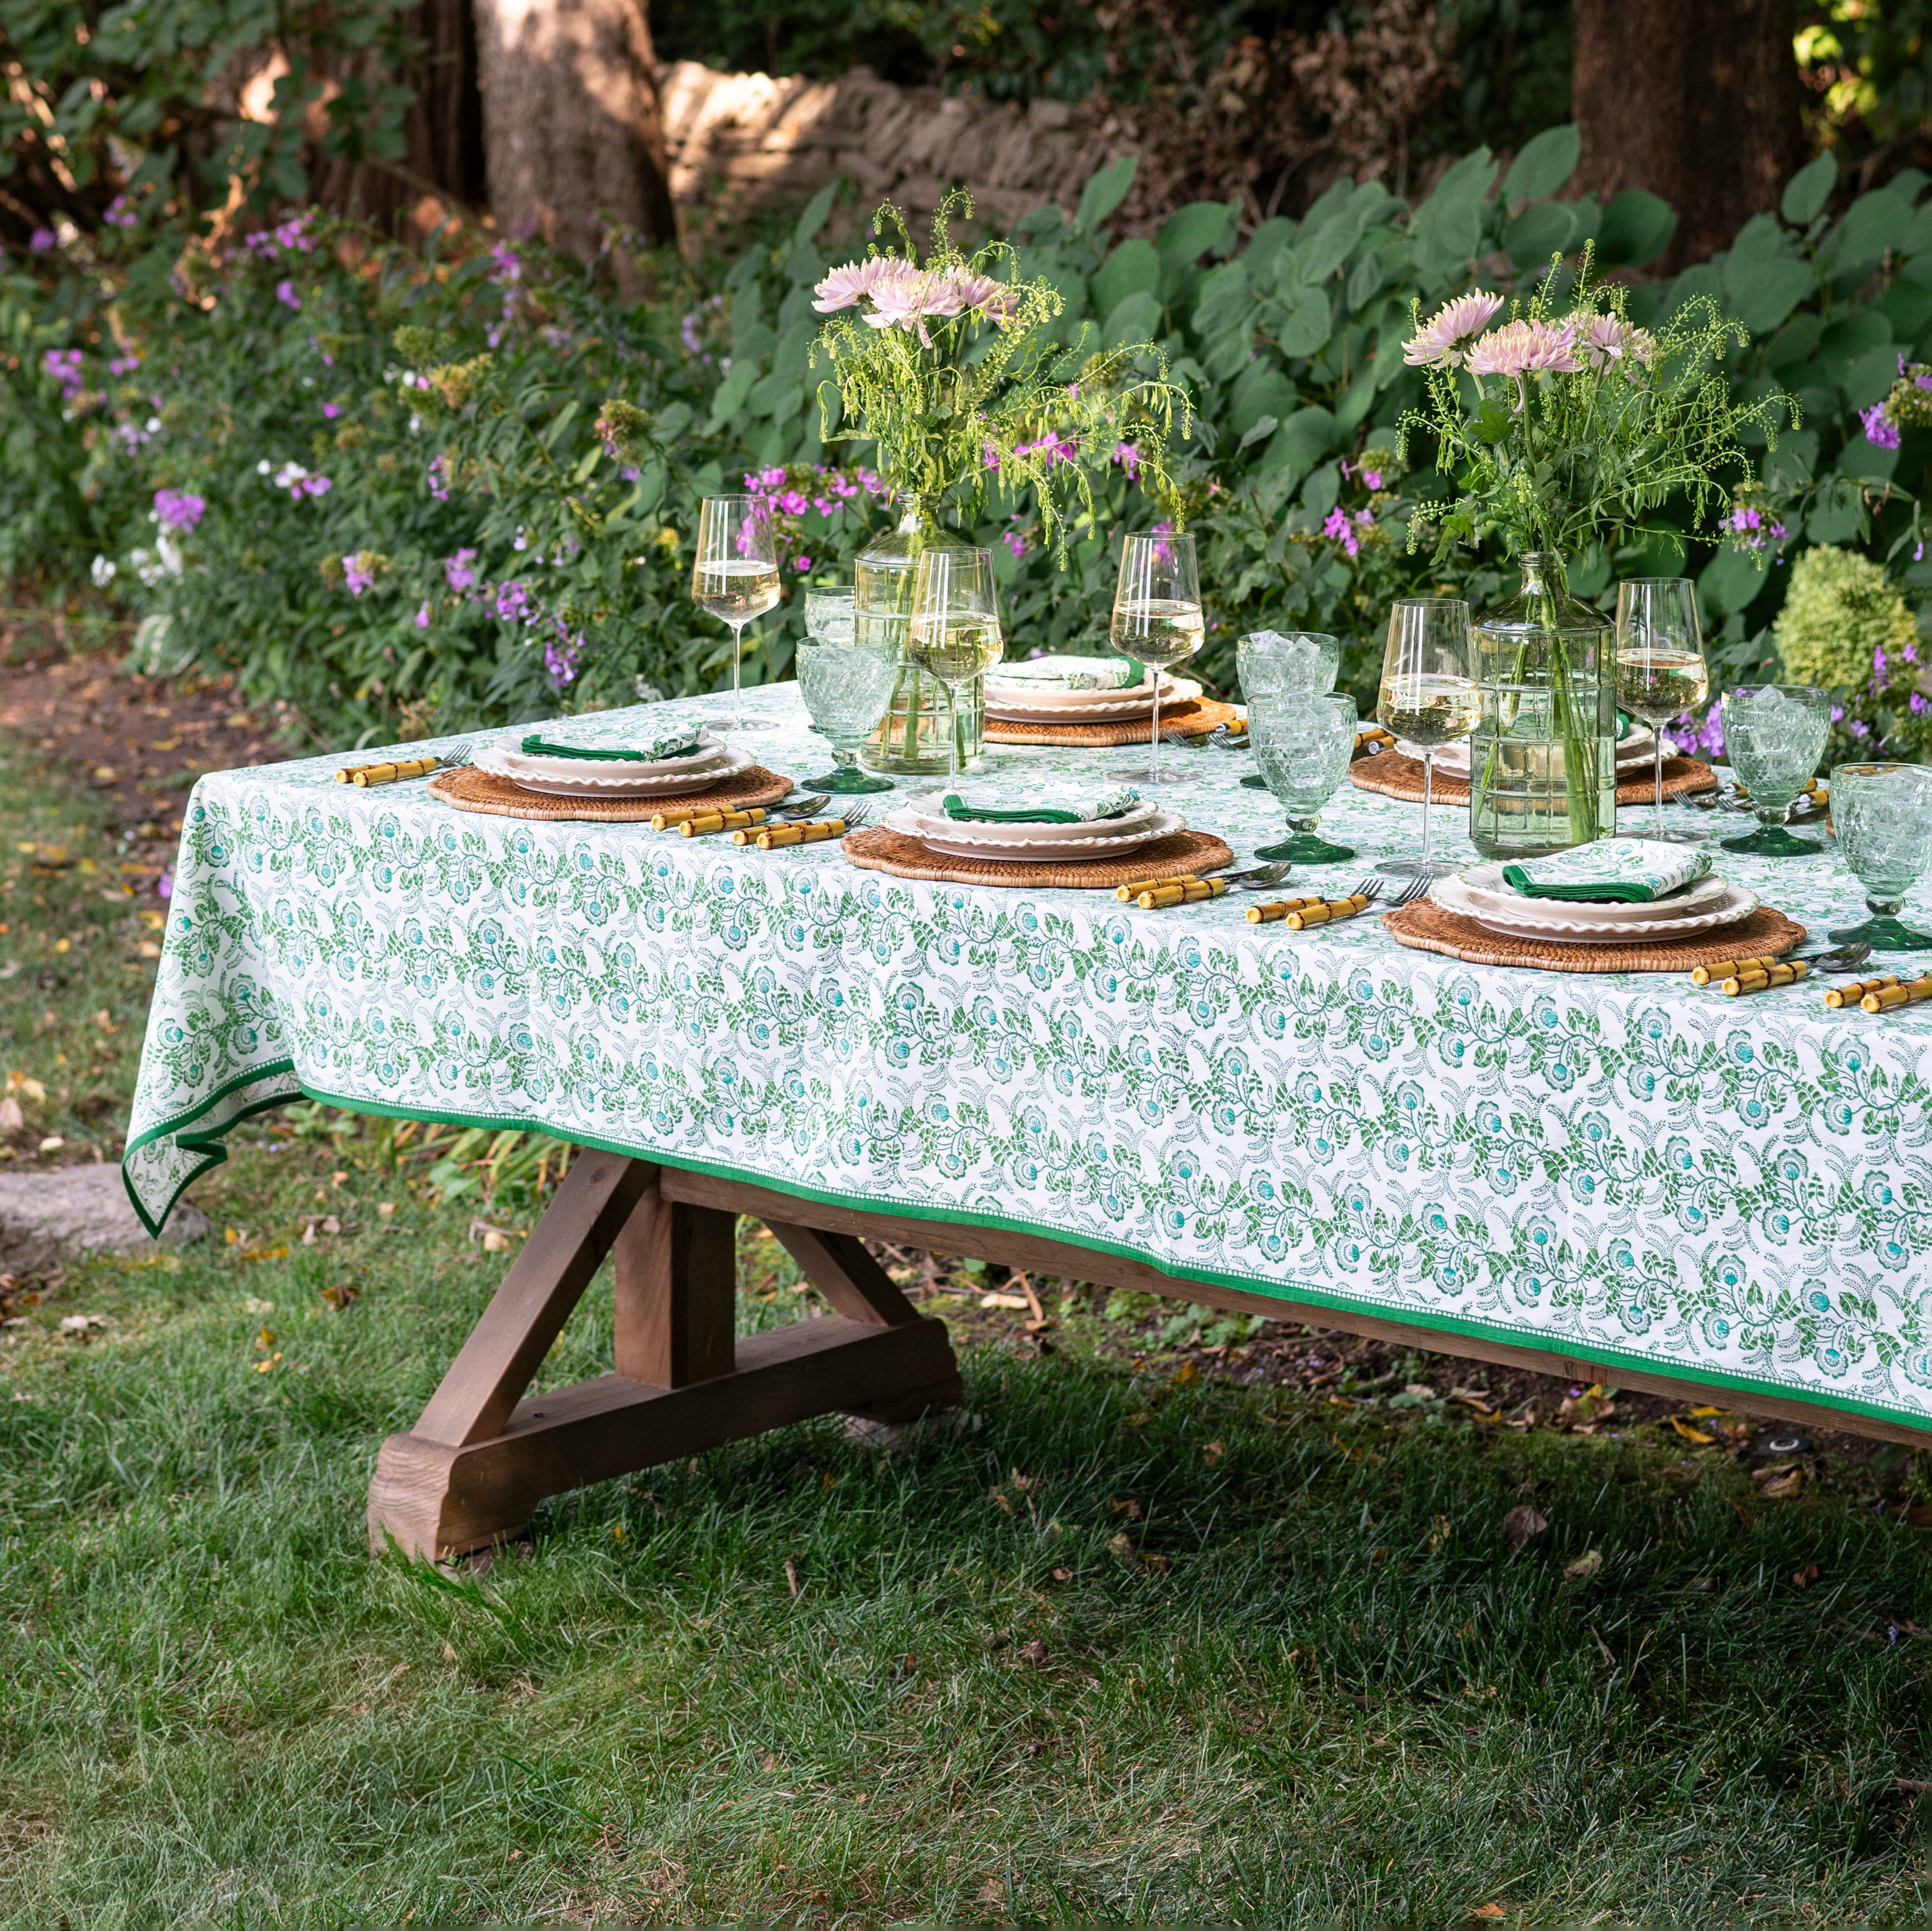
left=1654, top=740, right=1665, bottom=836
left=731, top=619, right=746, bottom=736
left=944, top=680, right=961, bottom=786
left=1421, top=749, right=1433, bottom=870
left=1150, top=675, right=1162, bottom=788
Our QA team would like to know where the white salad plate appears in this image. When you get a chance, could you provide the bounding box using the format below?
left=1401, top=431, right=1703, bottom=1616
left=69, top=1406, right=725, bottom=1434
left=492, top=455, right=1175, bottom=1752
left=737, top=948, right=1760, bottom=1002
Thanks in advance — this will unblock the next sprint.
left=983, top=675, right=1193, bottom=718
left=1452, top=862, right=1736, bottom=927
left=476, top=739, right=751, bottom=797
left=903, top=792, right=1167, bottom=847
left=1432, top=869, right=1759, bottom=943
left=885, top=805, right=1183, bottom=862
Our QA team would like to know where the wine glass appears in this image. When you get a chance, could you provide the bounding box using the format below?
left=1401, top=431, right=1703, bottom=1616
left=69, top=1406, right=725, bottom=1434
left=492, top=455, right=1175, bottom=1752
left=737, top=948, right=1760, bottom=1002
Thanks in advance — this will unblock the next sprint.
left=1615, top=578, right=1708, bottom=843
left=691, top=495, right=780, bottom=737
left=1237, top=630, right=1340, bottom=791
left=1718, top=685, right=1832, bottom=857
left=1249, top=690, right=1359, bottom=863
left=1108, top=530, right=1204, bottom=790
left=906, top=547, right=1002, bottom=786
left=796, top=588, right=897, bottom=794
left=1827, top=762, right=1932, bottom=950
left=1375, top=598, right=1478, bottom=880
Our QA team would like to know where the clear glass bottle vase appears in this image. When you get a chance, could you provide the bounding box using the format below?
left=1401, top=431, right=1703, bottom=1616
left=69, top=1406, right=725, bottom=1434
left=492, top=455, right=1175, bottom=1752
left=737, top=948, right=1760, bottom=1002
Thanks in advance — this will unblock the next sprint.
left=1468, top=551, right=1617, bottom=857
left=854, top=497, right=986, bottom=776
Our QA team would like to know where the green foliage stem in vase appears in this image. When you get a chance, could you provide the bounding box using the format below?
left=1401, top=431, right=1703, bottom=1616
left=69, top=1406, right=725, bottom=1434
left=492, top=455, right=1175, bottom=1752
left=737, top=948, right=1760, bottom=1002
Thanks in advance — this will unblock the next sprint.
left=1400, top=260, right=1798, bottom=852
left=811, top=191, right=1190, bottom=773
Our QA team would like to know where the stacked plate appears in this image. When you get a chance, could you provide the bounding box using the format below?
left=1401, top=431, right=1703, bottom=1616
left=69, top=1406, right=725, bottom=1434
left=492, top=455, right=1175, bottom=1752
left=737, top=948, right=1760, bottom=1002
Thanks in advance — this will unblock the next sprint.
left=1431, top=862, right=1759, bottom=944
left=473, top=731, right=753, bottom=799
left=883, top=789, right=1184, bottom=864
left=1397, top=723, right=1672, bottom=775
left=984, top=656, right=1199, bottom=726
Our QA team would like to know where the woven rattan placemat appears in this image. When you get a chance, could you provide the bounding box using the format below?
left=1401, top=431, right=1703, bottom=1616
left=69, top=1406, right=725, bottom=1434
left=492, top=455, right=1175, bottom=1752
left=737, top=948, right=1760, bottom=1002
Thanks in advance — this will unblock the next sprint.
left=1382, top=898, right=1805, bottom=974
left=983, top=696, right=1242, bottom=748
left=1349, top=749, right=1718, bottom=806
left=427, top=763, right=793, bottom=822
left=840, top=825, right=1234, bottom=890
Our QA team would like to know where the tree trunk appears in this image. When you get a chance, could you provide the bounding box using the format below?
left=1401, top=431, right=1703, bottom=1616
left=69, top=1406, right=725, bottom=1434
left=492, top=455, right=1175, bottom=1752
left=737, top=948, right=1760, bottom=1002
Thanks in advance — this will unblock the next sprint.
left=1573, top=0, right=1804, bottom=271
left=472, top=0, right=677, bottom=269
left=311, top=0, right=490, bottom=236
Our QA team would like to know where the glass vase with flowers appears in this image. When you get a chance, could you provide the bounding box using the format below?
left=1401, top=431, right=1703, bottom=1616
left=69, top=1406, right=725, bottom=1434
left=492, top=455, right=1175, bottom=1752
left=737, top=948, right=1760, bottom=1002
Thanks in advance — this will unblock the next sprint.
left=812, top=191, right=1188, bottom=774
left=1400, top=260, right=1798, bottom=855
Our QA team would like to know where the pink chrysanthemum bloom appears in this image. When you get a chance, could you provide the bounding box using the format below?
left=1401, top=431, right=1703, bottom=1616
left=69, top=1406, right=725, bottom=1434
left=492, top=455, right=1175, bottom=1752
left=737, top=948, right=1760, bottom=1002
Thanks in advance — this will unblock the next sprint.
left=948, top=272, right=1021, bottom=325
left=1624, top=327, right=1660, bottom=369
left=812, top=256, right=896, bottom=314
left=1402, top=290, right=1506, bottom=369
left=860, top=262, right=934, bottom=331
left=1465, top=319, right=1581, bottom=380
left=1572, top=312, right=1628, bottom=369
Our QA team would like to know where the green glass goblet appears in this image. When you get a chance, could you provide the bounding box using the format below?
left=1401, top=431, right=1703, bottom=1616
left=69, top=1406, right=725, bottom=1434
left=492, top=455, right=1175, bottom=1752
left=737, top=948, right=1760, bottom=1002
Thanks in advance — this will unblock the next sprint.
left=1827, top=762, right=1932, bottom=950
left=797, top=587, right=897, bottom=794
left=1718, top=684, right=1831, bottom=857
left=1249, top=690, right=1358, bottom=863
left=1238, top=629, right=1340, bottom=790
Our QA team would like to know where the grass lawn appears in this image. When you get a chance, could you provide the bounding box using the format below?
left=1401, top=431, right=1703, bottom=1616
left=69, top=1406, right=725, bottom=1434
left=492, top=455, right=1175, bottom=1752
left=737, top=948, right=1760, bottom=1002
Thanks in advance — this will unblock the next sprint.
left=3, top=707, right=1932, bottom=1926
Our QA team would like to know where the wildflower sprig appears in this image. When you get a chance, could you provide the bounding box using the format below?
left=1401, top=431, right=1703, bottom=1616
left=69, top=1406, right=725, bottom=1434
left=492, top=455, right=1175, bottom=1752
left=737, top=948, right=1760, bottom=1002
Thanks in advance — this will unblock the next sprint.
left=811, top=190, right=1191, bottom=546
left=1400, top=251, right=1799, bottom=566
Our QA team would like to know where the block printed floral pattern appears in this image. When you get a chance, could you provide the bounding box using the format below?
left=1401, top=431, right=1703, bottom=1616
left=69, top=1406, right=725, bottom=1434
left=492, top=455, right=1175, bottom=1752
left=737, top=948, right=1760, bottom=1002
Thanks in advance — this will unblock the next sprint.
left=124, top=688, right=1932, bottom=1428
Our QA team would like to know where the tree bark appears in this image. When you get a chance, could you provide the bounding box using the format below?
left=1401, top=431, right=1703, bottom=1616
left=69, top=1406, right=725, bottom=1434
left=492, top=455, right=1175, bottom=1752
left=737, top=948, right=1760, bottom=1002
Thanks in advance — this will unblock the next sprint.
left=472, top=0, right=677, bottom=268
left=1573, top=0, right=1805, bottom=270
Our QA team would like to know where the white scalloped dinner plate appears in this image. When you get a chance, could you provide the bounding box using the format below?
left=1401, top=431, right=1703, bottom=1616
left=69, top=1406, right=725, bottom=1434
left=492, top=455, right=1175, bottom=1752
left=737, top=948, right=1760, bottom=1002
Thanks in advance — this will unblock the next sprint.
left=1410, top=736, right=1662, bottom=772
left=904, top=793, right=1167, bottom=846
left=1431, top=870, right=1759, bottom=942
left=983, top=675, right=1196, bottom=718
left=885, top=805, right=1183, bottom=860
left=475, top=741, right=752, bottom=797
left=1454, top=862, right=1735, bottom=926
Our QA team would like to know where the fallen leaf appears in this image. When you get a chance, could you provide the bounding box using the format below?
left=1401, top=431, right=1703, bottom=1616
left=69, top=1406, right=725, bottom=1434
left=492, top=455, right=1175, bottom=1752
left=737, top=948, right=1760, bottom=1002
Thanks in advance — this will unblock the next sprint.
left=1140, top=1552, right=1171, bottom=1572
left=442, top=1641, right=459, bottom=1662
left=1687, top=1405, right=1735, bottom=1419
left=1170, top=1360, right=1198, bottom=1387
left=1019, top=1640, right=1050, bottom=1666
left=1503, top=1505, right=1549, bottom=1547
left=1122, top=1410, right=1150, bottom=1428
left=979, top=1290, right=1030, bottom=1310
left=1563, top=1548, right=1603, bottom=1582
left=36, top=1137, right=63, bottom=1155
left=240, top=1245, right=289, bottom=1263
left=1108, top=1531, right=1135, bottom=1557
left=783, top=1558, right=802, bottom=1597
left=378, top=1201, right=396, bottom=1219
left=58, top=1314, right=106, bottom=1335
left=1201, top=1440, right=1225, bottom=1467
left=1050, top=1566, right=1073, bottom=1583
left=1470, top=1905, right=1508, bottom=1920
left=1761, top=1471, right=1803, bottom=1500
left=5, top=1074, right=46, bottom=1102
left=0, top=1098, right=22, bottom=1133
left=1670, top=1416, right=1716, bottom=1445
left=1402, top=1383, right=1435, bottom=1399
left=253, top=1353, right=282, bottom=1372
left=1009, top=1467, right=1037, bottom=1491
left=1108, top=1497, right=1142, bottom=1520
left=1791, top=1562, right=1821, bottom=1590
left=1427, top=1515, right=1452, bottom=1553
left=990, top=1490, right=1012, bottom=1514
left=320, top=1283, right=360, bottom=1312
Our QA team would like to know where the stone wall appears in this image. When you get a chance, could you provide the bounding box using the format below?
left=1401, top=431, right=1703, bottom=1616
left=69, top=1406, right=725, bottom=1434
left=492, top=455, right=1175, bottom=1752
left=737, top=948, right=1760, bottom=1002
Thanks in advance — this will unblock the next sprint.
left=657, top=61, right=1129, bottom=237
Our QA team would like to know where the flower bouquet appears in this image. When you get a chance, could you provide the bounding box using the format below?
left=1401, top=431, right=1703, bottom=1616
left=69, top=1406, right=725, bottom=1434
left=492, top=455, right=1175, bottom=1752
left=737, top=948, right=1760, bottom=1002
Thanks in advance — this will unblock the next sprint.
left=811, top=192, right=1187, bottom=773
left=1400, top=262, right=1795, bottom=853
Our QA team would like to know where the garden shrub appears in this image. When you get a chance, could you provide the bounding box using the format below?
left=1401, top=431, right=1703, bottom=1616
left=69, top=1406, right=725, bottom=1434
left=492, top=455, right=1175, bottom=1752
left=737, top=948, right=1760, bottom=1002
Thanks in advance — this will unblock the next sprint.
left=3, top=141, right=1928, bottom=758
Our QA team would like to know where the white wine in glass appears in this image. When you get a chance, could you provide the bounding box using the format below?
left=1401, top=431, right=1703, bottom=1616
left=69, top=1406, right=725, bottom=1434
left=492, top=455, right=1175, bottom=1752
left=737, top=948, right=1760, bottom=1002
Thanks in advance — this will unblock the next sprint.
left=692, top=495, right=780, bottom=737
left=1109, top=532, right=1203, bottom=789
left=1615, top=576, right=1708, bottom=842
left=907, top=547, right=1003, bottom=784
left=1379, top=672, right=1482, bottom=747
left=1375, top=596, right=1477, bottom=879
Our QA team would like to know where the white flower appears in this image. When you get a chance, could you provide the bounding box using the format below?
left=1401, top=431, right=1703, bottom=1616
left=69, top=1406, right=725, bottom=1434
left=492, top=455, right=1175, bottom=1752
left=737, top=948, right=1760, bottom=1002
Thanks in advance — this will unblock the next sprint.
left=90, top=555, right=117, bottom=587
left=1403, top=291, right=1506, bottom=369
left=272, top=462, right=307, bottom=489
left=256, top=459, right=270, bottom=475
left=812, top=256, right=897, bottom=314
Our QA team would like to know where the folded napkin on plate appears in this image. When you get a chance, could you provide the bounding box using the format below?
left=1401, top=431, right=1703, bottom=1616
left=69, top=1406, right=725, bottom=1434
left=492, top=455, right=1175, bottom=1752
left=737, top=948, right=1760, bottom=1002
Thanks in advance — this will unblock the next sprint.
left=518, top=728, right=703, bottom=762
left=984, top=654, right=1144, bottom=692
left=1501, top=838, right=1713, bottom=904
left=939, top=784, right=1140, bottom=824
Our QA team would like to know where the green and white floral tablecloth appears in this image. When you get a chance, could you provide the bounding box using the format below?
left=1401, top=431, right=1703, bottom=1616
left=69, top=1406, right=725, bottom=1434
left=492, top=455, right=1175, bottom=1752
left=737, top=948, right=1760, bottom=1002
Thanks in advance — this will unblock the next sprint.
left=125, top=687, right=1932, bottom=1432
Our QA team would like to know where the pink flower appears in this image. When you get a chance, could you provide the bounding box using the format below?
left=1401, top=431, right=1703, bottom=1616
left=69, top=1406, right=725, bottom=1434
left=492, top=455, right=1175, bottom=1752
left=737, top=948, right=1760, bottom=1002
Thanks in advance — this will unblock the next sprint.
left=300, top=474, right=331, bottom=497
left=1113, top=442, right=1142, bottom=480
left=1571, top=313, right=1630, bottom=370
left=1862, top=403, right=1902, bottom=450
left=1003, top=531, right=1025, bottom=559
left=1403, top=291, right=1505, bottom=369
left=415, top=602, right=431, bottom=629
left=276, top=280, right=301, bottom=311
left=153, top=489, right=205, bottom=533
left=777, top=489, right=809, bottom=515
left=444, top=549, right=478, bottom=593
left=1361, top=470, right=1383, bottom=489
left=793, top=554, right=812, bottom=572
left=1913, top=692, right=1928, bottom=715
left=28, top=227, right=54, bottom=253
left=343, top=554, right=375, bottom=596
left=1465, top=319, right=1580, bottom=380
left=946, top=270, right=1022, bottom=325
left=322, top=402, right=341, bottom=419
left=812, top=256, right=896, bottom=314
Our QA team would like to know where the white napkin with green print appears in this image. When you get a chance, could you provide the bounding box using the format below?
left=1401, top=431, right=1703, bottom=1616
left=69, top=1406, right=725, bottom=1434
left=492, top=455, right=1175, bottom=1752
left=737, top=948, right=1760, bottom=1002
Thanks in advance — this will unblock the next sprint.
left=1501, top=839, right=1714, bottom=904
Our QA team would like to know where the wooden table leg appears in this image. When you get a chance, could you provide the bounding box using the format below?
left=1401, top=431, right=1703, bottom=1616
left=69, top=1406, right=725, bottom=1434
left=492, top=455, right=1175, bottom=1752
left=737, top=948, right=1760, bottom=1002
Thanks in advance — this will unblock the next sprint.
left=366, top=1152, right=962, bottom=1560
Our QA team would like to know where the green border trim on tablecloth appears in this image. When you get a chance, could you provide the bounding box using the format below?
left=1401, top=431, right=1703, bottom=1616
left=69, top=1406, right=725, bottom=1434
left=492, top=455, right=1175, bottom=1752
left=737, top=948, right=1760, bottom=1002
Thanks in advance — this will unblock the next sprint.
left=120, top=1057, right=301, bottom=1238
left=263, top=1078, right=1932, bottom=1440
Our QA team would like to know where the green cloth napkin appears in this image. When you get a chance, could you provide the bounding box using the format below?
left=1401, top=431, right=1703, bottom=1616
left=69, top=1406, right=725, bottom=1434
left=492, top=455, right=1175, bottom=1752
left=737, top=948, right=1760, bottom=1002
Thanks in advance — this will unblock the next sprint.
left=519, top=730, right=702, bottom=762
left=1501, top=839, right=1713, bottom=904
left=984, top=654, right=1143, bottom=692
left=939, top=785, right=1140, bottom=825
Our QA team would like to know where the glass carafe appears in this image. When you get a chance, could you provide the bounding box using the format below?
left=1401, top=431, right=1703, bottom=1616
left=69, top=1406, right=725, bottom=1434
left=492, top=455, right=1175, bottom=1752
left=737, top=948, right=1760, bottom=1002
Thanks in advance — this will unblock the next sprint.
left=854, top=498, right=986, bottom=776
left=1468, top=551, right=1617, bottom=857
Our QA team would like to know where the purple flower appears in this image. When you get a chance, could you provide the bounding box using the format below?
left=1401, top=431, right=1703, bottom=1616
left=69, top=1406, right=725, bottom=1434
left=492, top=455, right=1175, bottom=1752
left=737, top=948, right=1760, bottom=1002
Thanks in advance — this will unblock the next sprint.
left=103, top=195, right=139, bottom=231
left=300, top=474, right=331, bottom=498
left=42, top=348, right=83, bottom=400
left=1004, top=530, right=1026, bottom=559
left=490, top=241, right=522, bottom=286
left=1918, top=374, right=1932, bottom=391
left=157, top=870, right=173, bottom=899
left=1830, top=704, right=1846, bottom=723
left=495, top=579, right=532, bottom=622
left=1113, top=442, right=1142, bottom=480
left=323, top=402, right=342, bottom=419
left=416, top=601, right=431, bottom=629
left=444, top=548, right=478, bottom=593
left=1912, top=692, right=1928, bottom=716
left=152, top=489, right=206, bottom=534
left=1850, top=718, right=1871, bottom=738
left=1322, top=505, right=1366, bottom=558
left=28, top=227, right=55, bottom=253
left=427, top=454, right=452, bottom=503
left=543, top=620, right=579, bottom=687
left=793, top=554, right=812, bottom=572
left=1362, top=470, right=1383, bottom=490
left=1917, top=542, right=1927, bottom=563
left=108, top=353, right=140, bottom=377
left=777, top=489, right=808, bottom=516
left=1862, top=402, right=1902, bottom=450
